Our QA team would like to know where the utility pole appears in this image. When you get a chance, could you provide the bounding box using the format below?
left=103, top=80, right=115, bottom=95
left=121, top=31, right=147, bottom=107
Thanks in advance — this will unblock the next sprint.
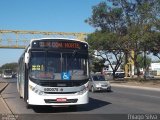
left=144, top=46, right=147, bottom=80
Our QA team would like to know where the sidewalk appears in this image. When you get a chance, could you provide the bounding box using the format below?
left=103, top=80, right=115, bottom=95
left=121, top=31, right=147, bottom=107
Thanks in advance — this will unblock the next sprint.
left=0, top=95, right=11, bottom=114
left=0, top=82, right=11, bottom=114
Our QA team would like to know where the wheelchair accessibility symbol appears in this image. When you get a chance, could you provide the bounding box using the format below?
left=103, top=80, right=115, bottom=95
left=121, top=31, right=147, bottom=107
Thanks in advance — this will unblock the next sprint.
left=61, top=72, right=71, bottom=80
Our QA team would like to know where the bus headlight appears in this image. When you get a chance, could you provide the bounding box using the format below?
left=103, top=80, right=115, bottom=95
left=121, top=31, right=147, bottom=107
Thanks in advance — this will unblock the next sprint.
left=29, top=85, right=44, bottom=95
left=77, top=87, right=88, bottom=95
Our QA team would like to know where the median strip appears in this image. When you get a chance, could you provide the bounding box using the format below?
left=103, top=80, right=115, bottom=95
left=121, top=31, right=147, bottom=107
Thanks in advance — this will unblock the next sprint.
left=111, top=83, right=160, bottom=91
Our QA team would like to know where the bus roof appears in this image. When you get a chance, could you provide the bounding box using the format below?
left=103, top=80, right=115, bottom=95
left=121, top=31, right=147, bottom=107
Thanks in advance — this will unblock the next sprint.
left=30, top=38, right=88, bottom=45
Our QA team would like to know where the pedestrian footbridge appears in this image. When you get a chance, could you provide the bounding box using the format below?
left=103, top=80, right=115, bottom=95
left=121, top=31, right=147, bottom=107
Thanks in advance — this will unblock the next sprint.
left=0, top=30, right=87, bottom=49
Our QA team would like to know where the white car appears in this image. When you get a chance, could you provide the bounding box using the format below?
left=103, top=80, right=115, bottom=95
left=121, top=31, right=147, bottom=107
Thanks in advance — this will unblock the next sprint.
left=89, top=74, right=111, bottom=92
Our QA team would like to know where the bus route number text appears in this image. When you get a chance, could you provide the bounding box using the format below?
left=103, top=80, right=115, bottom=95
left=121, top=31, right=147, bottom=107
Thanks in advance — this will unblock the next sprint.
left=44, top=88, right=58, bottom=92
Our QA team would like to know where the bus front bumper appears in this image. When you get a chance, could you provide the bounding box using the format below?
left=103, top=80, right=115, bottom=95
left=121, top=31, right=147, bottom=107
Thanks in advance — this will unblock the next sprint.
left=28, top=89, right=89, bottom=106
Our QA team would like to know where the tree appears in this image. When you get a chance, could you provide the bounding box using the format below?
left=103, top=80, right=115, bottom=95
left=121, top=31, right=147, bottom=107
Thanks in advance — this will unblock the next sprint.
left=87, top=31, right=125, bottom=78
left=90, top=57, right=105, bottom=73
left=85, top=1, right=127, bottom=34
left=85, top=2, right=127, bottom=78
left=85, top=0, right=160, bottom=77
left=0, top=63, right=18, bottom=73
left=150, top=33, right=160, bottom=59
left=137, top=54, right=151, bottom=69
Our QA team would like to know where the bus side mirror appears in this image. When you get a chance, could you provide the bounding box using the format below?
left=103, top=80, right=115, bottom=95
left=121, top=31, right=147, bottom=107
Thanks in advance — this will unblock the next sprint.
left=25, top=53, right=29, bottom=65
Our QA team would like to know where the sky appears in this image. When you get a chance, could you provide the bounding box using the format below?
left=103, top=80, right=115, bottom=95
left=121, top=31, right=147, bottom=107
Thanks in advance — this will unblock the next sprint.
left=0, top=0, right=158, bottom=67
left=0, top=0, right=105, bottom=66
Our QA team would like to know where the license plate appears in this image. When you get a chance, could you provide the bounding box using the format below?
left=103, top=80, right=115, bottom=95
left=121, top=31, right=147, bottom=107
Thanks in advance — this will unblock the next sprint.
left=56, top=98, right=67, bottom=102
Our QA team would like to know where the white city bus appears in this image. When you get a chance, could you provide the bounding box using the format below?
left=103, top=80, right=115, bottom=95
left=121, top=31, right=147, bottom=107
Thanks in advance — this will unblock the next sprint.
left=2, top=69, right=13, bottom=79
left=17, top=38, right=89, bottom=108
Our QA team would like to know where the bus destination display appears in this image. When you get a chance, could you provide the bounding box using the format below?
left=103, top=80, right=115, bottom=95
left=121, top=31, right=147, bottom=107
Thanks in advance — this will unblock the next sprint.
left=32, top=40, right=88, bottom=50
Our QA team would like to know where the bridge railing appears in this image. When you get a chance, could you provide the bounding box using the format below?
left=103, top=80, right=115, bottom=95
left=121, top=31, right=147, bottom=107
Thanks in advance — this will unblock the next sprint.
left=0, top=30, right=88, bottom=49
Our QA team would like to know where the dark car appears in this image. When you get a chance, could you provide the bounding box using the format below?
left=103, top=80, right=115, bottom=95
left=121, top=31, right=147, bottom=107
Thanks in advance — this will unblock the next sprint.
left=115, top=72, right=125, bottom=78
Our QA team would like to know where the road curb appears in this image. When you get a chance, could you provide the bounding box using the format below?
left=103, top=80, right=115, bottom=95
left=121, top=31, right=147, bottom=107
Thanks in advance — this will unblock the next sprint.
left=111, top=83, right=160, bottom=91
left=0, top=83, right=9, bottom=94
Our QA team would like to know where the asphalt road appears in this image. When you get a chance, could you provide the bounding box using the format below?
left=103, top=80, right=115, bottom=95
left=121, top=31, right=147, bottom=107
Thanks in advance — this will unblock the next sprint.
left=0, top=78, right=160, bottom=120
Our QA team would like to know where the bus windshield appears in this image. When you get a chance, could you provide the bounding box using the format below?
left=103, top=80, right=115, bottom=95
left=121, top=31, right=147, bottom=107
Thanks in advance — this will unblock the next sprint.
left=4, top=69, right=12, bottom=75
left=29, top=51, right=88, bottom=80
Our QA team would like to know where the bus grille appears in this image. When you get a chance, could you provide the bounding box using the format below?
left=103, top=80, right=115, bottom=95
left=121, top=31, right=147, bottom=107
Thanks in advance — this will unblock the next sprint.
left=44, top=99, right=78, bottom=103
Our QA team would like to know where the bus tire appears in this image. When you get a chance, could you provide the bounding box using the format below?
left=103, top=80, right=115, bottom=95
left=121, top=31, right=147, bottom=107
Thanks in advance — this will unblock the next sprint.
left=26, top=104, right=32, bottom=109
left=19, top=89, right=22, bottom=99
left=26, top=103, right=32, bottom=109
